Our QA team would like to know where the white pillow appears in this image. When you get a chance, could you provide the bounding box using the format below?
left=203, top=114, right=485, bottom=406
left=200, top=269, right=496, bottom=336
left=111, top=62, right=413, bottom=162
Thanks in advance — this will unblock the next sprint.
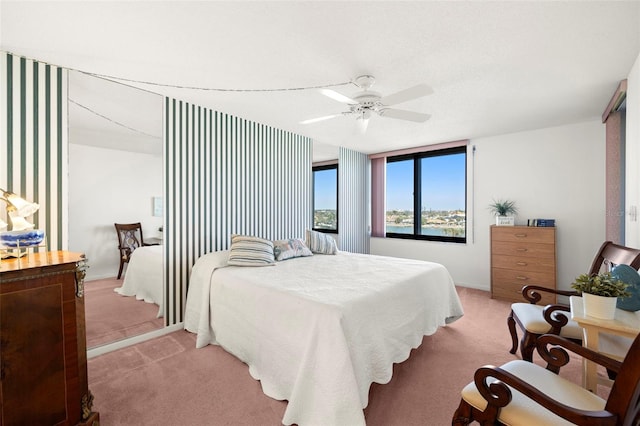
left=227, top=234, right=276, bottom=266
left=305, top=229, right=337, bottom=255
left=273, top=238, right=313, bottom=261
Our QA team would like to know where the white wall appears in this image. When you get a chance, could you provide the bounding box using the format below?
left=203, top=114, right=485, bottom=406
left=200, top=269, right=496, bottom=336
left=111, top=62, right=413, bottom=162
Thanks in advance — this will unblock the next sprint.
left=68, top=143, right=163, bottom=280
left=372, top=120, right=606, bottom=292
left=626, top=51, right=640, bottom=247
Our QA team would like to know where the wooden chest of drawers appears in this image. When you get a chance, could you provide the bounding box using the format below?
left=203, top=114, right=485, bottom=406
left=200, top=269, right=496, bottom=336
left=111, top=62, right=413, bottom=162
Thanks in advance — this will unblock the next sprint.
left=0, top=251, right=99, bottom=426
left=490, top=225, right=557, bottom=304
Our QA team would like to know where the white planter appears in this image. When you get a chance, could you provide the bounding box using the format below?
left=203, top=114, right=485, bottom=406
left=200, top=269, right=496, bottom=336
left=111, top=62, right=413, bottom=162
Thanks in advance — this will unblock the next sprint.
left=582, top=293, right=617, bottom=320
left=496, top=216, right=515, bottom=226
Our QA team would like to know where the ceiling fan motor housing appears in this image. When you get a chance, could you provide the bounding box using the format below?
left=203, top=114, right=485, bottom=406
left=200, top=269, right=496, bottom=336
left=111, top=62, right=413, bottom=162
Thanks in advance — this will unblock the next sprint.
left=350, top=91, right=382, bottom=115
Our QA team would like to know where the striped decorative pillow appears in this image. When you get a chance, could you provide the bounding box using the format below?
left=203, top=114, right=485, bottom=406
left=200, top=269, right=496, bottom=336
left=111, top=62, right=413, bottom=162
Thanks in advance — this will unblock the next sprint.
left=227, top=235, right=276, bottom=266
left=273, top=238, right=313, bottom=261
left=305, top=229, right=337, bottom=255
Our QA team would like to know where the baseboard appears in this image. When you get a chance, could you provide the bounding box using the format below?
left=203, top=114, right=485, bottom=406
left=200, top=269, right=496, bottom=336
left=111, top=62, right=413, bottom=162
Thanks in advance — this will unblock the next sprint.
left=85, top=273, right=118, bottom=281
left=87, top=323, right=184, bottom=359
left=455, top=283, right=490, bottom=292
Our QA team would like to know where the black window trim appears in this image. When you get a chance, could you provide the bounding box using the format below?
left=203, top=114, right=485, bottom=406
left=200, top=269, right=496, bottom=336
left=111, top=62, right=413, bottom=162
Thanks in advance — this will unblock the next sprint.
left=385, top=146, right=467, bottom=243
left=312, top=163, right=339, bottom=234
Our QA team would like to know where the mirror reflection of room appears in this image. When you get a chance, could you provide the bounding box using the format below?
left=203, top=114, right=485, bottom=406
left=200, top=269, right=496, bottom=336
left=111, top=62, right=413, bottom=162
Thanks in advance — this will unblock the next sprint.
left=67, top=71, right=164, bottom=349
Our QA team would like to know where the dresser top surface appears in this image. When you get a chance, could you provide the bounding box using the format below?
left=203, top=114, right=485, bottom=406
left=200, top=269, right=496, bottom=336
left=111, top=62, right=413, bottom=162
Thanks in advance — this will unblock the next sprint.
left=0, top=251, right=85, bottom=273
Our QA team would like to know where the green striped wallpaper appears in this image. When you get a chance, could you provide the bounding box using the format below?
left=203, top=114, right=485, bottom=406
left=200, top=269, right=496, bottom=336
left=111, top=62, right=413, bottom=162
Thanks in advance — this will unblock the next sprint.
left=338, top=147, right=370, bottom=253
left=164, top=98, right=313, bottom=326
left=0, top=52, right=68, bottom=251
left=0, top=51, right=313, bottom=330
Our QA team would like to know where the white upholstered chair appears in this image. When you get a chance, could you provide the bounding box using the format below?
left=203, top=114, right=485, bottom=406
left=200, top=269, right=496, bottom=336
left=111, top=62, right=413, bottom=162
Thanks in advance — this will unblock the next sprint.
left=452, top=333, right=640, bottom=425
left=507, top=241, right=640, bottom=362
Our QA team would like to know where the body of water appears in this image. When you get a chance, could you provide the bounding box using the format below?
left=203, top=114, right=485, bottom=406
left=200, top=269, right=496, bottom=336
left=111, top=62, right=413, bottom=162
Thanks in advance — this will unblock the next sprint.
left=386, top=225, right=462, bottom=236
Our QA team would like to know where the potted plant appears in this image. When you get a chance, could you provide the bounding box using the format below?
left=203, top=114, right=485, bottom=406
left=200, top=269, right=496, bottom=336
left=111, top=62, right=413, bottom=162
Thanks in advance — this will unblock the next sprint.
left=571, top=272, right=631, bottom=319
left=488, top=199, right=517, bottom=226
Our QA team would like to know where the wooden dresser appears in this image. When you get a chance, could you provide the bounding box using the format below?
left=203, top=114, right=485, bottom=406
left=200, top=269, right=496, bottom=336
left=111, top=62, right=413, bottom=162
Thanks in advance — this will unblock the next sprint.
left=0, top=251, right=99, bottom=426
left=490, top=225, right=557, bottom=304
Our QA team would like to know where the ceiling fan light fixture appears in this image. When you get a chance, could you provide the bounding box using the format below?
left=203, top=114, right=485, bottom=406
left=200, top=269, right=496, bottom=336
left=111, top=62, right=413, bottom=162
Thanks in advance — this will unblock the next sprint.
left=357, top=116, right=370, bottom=133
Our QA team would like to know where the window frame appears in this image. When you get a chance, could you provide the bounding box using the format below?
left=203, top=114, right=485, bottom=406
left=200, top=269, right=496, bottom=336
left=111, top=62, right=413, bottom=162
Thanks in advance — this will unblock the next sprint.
left=312, top=163, right=339, bottom=234
left=385, top=146, right=467, bottom=243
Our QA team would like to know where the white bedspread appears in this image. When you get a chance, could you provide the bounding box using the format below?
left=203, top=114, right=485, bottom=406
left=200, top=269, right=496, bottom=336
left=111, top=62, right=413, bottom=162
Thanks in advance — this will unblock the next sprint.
left=114, top=245, right=164, bottom=318
left=184, top=251, right=463, bottom=426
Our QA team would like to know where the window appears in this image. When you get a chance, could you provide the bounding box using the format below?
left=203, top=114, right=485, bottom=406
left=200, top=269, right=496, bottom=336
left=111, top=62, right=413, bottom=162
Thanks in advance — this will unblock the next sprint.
left=385, top=146, right=466, bottom=243
left=312, top=164, right=338, bottom=233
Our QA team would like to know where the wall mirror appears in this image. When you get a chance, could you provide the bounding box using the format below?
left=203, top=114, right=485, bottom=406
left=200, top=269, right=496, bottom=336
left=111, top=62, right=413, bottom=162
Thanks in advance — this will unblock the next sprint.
left=68, top=71, right=164, bottom=350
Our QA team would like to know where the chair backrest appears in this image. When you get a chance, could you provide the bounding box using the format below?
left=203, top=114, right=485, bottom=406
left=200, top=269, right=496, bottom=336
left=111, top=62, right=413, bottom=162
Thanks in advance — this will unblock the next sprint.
left=114, top=222, right=144, bottom=254
left=588, top=241, right=640, bottom=275
left=605, top=332, right=640, bottom=424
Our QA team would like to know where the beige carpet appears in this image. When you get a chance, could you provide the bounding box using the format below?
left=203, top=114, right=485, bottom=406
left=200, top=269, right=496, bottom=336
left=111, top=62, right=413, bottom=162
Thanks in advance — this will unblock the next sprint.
left=88, top=287, right=605, bottom=425
left=84, top=277, right=165, bottom=348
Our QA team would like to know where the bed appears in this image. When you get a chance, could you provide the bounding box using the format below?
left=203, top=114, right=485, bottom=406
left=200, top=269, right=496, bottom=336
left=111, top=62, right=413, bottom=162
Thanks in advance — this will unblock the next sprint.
left=184, top=250, right=463, bottom=426
left=114, top=244, right=164, bottom=318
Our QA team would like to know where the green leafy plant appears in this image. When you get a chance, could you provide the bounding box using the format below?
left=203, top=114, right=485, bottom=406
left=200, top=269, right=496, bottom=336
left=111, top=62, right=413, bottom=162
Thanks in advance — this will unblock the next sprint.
left=570, top=272, right=631, bottom=298
left=488, top=199, right=517, bottom=216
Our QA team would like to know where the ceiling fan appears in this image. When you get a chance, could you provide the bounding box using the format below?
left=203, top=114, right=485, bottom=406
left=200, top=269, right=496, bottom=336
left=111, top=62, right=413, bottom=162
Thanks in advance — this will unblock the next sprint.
left=300, top=75, right=433, bottom=132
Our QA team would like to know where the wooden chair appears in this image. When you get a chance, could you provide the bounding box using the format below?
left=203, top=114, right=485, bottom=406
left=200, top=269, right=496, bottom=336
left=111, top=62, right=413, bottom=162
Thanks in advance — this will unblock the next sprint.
left=452, top=333, right=640, bottom=425
left=508, top=241, right=640, bottom=361
left=114, top=222, right=149, bottom=279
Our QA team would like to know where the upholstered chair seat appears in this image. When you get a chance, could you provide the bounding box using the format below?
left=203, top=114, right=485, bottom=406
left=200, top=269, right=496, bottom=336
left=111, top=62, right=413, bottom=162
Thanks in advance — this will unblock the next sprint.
left=452, top=333, right=640, bottom=426
left=460, top=359, right=605, bottom=426
left=510, top=302, right=584, bottom=350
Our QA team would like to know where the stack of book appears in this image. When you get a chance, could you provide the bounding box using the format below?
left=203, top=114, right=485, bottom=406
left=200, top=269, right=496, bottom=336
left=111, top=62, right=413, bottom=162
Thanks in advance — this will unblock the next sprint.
left=528, top=219, right=555, bottom=227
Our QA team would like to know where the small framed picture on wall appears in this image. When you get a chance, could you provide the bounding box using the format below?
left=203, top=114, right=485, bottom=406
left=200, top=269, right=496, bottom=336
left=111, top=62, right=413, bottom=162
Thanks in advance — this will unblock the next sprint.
left=152, top=197, right=163, bottom=217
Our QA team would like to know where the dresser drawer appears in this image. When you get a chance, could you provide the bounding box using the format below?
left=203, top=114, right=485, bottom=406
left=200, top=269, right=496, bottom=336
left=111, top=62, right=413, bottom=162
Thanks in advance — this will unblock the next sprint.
left=492, top=267, right=556, bottom=288
left=491, top=279, right=557, bottom=304
left=491, top=241, right=555, bottom=259
left=491, top=226, right=555, bottom=244
left=491, top=254, right=555, bottom=272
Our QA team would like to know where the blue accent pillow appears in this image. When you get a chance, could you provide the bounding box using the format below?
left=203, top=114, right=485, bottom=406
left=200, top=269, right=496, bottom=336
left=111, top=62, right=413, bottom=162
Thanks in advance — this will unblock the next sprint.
left=611, top=264, right=640, bottom=312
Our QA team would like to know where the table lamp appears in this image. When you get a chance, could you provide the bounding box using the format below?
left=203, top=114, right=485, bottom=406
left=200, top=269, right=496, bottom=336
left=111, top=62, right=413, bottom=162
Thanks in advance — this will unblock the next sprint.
left=0, top=188, right=45, bottom=253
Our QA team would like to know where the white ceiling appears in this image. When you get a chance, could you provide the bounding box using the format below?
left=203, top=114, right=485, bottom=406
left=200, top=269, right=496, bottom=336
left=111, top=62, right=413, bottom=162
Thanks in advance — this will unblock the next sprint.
left=68, top=70, right=164, bottom=156
left=2, top=1, right=639, bottom=158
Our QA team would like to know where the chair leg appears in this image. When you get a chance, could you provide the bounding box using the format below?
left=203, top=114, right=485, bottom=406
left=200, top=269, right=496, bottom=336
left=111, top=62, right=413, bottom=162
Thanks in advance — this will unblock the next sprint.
left=520, top=331, right=537, bottom=362
left=117, top=260, right=124, bottom=280
left=507, top=310, right=518, bottom=355
left=452, top=399, right=473, bottom=426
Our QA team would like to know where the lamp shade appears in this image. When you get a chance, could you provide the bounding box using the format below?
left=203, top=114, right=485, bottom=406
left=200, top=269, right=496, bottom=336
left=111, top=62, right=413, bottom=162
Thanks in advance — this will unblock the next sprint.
left=5, top=192, right=39, bottom=217
left=8, top=210, right=35, bottom=231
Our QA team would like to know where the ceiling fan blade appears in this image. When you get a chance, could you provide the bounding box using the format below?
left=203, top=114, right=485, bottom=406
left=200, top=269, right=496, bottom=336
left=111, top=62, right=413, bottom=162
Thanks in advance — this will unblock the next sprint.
left=300, top=113, right=342, bottom=124
left=320, top=89, right=359, bottom=105
left=378, top=108, right=431, bottom=123
left=379, top=84, right=433, bottom=106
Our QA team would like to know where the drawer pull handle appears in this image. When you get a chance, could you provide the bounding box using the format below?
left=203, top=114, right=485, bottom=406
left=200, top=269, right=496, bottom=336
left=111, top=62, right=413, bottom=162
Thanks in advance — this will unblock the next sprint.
left=516, top=276, right=528, bottom=280
left=515, top=233, right=527, bottom=238
left=516, top=262, right=527, bottom=266
left=516, top=248, right=528, bottom=252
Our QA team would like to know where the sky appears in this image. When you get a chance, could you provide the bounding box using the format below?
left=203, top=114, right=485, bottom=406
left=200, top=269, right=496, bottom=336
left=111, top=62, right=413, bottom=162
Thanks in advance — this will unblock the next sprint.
left=314, top=168, right=337, bottom=210
left=387, top=153, right=465, bottom=211
left=313, top=152, right=465, bottom=212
